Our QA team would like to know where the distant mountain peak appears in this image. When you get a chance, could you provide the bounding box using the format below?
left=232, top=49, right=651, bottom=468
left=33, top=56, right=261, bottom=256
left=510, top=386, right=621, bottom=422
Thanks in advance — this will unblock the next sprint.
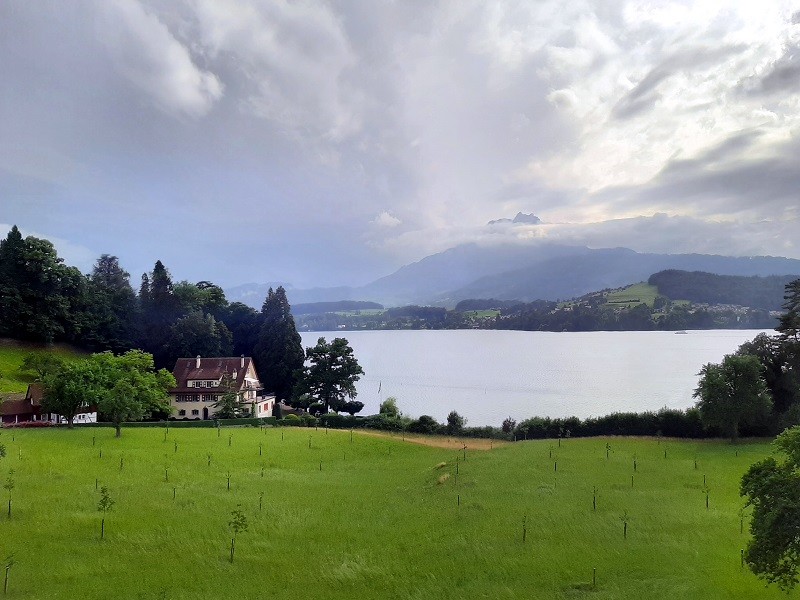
left=488, top=212, right=542, bottom=226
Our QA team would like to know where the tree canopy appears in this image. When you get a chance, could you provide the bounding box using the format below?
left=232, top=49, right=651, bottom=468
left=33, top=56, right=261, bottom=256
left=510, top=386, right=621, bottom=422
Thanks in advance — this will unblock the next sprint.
left=693, top=354, right=771, bottom=442
left=741, top=426, right=800, bottom=590
left=293, top=337, right=364, bottom=413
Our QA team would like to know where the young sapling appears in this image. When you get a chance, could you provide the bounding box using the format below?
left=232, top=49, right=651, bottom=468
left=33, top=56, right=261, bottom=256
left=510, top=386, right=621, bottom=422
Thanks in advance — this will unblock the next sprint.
left=229, top=505, right=248, bottom=563
left=97, top=486, right=114, bottom=539
left=4, top=470, right=14, bottom=518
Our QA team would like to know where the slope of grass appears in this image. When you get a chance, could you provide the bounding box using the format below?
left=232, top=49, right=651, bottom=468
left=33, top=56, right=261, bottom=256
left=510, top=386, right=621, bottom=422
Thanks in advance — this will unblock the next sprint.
left=605, top=283, right=660, bottom=308
left=0, top=428, right=782, bottom=599
left=0, top=340, right=83, bottom=394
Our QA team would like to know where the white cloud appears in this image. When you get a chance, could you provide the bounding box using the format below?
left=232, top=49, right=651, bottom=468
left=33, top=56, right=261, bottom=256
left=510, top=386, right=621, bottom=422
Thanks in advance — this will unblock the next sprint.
left=372, top=212, right=401, bottom=228
left=98, top=0, right=223, bottom=117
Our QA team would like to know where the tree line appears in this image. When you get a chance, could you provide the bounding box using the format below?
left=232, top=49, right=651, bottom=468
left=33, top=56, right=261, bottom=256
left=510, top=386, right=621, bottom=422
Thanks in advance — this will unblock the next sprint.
left=0, top=225, right=343, bottom=409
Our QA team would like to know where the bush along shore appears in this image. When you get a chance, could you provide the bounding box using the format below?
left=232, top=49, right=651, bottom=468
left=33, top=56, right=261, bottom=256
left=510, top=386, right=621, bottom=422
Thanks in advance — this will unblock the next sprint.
left=9, top=406, right=760, bottom=441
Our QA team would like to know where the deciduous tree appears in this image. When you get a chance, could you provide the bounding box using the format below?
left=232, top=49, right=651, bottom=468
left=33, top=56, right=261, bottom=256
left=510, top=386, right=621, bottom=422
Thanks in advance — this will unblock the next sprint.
left=741, top=426, right=800, bottom=590
left=293, top=337, right=364, bottom=413
left=693, top=354, right=771, bottom=442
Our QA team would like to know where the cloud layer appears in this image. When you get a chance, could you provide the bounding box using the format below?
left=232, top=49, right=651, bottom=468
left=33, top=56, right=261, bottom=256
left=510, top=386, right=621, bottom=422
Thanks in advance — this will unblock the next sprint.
left=1, top=1, right=799, bottom=287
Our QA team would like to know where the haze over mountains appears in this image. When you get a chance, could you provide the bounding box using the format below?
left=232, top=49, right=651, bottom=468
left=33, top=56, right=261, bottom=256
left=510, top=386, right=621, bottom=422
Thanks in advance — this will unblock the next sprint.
left=226, top=241, right=800, bottom=310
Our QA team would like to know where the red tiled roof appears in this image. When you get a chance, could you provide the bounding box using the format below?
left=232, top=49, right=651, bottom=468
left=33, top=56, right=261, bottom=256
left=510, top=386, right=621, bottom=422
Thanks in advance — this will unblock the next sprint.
left=169, top=357, right=262, bottom=393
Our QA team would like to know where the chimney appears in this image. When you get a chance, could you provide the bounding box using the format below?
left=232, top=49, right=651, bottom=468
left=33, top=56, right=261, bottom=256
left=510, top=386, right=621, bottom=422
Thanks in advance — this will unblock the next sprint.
left=196, top=355, right=201, bottom=369
left=241, top=355, right=245, bottom=368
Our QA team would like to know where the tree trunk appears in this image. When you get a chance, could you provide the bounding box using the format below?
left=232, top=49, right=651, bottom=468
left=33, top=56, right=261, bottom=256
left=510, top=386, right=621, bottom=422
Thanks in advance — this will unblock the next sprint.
left=67, top=415, right=74, bottom=429
left=115, top=423, right=122, bottom=438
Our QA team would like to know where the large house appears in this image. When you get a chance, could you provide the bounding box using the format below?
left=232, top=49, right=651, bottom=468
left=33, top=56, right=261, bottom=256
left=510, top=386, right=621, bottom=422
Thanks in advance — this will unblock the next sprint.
left=168, top=356, right=274, bottom=420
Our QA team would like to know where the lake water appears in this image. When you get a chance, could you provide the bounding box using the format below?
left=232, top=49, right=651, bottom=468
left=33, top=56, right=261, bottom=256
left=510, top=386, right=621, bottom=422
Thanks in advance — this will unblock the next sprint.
left=300, top=329, right=770, bottom=427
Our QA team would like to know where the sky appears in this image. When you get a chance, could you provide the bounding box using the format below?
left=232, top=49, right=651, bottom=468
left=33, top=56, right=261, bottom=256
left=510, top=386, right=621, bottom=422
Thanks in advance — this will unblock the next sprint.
left=1, top=1, right=799, bottom=289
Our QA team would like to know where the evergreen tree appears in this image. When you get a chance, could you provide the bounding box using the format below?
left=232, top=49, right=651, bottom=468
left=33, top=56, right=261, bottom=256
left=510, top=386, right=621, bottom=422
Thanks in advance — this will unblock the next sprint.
left=83, top=255, right=137, bottom=352
left=777, top=279, right=800, bottom=343
left=137, top=261, right=181, bottom=368
left=252, top=287, right=304, bottom=401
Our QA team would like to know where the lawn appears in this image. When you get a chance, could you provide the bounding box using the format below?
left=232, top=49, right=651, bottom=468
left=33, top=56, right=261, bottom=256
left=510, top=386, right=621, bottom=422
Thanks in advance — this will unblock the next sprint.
left=0, top=427, right=784, bottom=599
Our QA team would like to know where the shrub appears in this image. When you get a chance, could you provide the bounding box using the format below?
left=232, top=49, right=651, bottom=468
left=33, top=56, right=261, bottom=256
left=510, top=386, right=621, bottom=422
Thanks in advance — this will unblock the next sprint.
left=280, top=414, right=301, bottom=426
left=408, top=415, right=441, bottom=434
left=300, top=414, right=318, bottom=427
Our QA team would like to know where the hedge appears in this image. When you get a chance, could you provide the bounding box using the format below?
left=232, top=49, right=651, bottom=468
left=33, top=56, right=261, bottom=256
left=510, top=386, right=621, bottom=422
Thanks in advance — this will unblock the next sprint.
left=75, top=417, right=277, bottom=429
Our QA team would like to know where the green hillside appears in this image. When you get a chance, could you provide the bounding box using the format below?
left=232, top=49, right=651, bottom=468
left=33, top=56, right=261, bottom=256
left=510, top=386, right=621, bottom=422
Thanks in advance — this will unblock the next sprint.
left=0, top=428, right=783, bottom=599
left=605, top=282, right=660, bottom=308
left=0, top=340, right=83, bottom=394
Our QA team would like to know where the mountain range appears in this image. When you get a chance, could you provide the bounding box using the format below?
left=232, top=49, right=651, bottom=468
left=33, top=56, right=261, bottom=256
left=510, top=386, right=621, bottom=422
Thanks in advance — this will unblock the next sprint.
left=225, top=242, right=800, bottom=309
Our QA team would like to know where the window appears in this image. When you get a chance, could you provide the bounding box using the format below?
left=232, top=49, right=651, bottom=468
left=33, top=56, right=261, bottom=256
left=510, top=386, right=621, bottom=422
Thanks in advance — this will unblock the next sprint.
left=191, top=409, right=199, bottom=416
left=178, top=410, right=186, bottom=416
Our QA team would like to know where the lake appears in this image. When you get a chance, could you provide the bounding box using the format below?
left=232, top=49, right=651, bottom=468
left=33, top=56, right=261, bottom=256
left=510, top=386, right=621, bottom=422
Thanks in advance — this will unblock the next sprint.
left=300, top=329, right=770, bottom=427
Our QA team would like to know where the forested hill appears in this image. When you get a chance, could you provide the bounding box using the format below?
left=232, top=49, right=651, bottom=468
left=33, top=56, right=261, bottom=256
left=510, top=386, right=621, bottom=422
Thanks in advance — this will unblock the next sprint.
left=648, top=270, right=795, bottom=310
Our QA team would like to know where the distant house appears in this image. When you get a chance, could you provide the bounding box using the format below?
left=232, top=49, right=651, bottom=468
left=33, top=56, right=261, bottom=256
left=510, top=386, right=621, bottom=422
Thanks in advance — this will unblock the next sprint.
left=0, top=392, right=33, bottom=424
left=0, top=383, right=96, bottom=425
left=168, top=356, right=274, bottom=420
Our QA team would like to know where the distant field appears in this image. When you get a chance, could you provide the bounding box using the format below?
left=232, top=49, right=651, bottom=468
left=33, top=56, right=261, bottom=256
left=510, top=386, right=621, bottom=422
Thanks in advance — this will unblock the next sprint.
left=333, top=309, right=385, bottom=316
left=0, top=427, right=783, bottom=599
left=463, top=309, right=500, bottom=319
left=0, top=340, right=83, bottom=394
left=605, top=283, right=660, bottom=308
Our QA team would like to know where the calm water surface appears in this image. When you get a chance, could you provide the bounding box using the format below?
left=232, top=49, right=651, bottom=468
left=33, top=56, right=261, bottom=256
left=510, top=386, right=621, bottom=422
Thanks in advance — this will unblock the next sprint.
left=300, top=329, right=769, bottom=427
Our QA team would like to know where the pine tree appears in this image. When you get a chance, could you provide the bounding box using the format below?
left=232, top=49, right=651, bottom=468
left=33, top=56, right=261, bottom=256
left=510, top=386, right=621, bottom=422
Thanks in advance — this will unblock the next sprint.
left=777, top=279, right=800, bottom=344
left=252, top=287, right=305, bottom=401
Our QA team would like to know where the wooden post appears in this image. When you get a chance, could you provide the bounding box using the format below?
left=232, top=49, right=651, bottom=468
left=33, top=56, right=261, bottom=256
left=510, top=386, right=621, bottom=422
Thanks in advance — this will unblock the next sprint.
left=623, top=521, right=627, bottom=539
left=95, top=478, right=98, bottom=490
left=631, top=475, right=634, bottom=488
left=522, top=515, right=527, bottom=543
left=457, top=494, right=460, bottom=506
left=741, top=549, right=744, bottom=568
left=3, top=563, right=9, bottom=595
left=230, top=537, right=235, bottom=563
left=554, top=461, right=557, bottom=473
left=259, top=443, right=262, bottom=456
left=593, top=487, right=596, bottom=512
left=101, top=517, right=105, bottom=540
left=172, top=487, right=176, bottom=500
left=227, top=473, right=231, bottom=491
left=593, top=567, right=596, bottom=588
left=165, top=469, right=168, bottom=482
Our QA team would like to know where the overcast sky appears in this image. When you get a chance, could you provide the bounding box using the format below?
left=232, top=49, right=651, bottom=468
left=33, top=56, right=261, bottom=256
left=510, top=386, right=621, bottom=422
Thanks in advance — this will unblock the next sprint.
left=2, top=1, right=799, bottom=288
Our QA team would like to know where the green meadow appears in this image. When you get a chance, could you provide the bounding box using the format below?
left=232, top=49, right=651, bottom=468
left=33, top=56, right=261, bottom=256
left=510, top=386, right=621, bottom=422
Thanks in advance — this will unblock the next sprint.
left=0, top=427, right=784, bottom=599
left=605, top=283, right=660, bottom=308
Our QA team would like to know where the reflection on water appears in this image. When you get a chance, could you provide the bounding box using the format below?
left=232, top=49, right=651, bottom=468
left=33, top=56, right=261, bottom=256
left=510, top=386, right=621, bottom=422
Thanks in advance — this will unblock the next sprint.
left=300, top=329, right=769, bottom=427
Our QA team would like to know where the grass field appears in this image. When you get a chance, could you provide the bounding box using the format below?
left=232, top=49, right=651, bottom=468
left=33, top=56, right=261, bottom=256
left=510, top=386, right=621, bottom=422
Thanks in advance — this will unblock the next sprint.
left=0, top=340, right=83, bottom=394
left=0, top=427, right=784, bottom=599
left=605, top=283, right=660, bottom=308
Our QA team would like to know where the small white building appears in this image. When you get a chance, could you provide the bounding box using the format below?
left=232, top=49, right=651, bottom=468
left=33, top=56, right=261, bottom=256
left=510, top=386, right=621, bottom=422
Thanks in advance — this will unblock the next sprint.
left=168, top=356, right=275, bottom=420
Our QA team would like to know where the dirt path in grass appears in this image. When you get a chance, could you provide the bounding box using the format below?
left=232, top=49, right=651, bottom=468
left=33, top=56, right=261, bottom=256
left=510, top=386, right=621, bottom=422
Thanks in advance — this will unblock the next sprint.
left=354, top=429, right=507, bottom=450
